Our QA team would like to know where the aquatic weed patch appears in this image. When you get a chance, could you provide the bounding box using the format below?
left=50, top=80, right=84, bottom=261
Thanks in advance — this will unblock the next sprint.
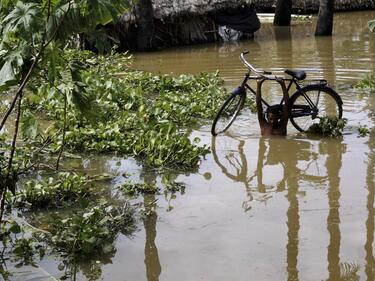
left=0, top=220, right=46, bottom=268
left=121, top=181, right=160, bottom=196
left=355, top=73, right=375, bottom=93
left=25, top=51, right=227, bottom=169
left=307, top=116, right=347, bottom=137
left=13, top=173, right=96, bottom=209
left=47, top=203, right=134, bottom=257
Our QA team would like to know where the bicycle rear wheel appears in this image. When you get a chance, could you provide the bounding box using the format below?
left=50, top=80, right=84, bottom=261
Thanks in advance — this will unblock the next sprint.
left=290, top=85, right=343, bottom=132
left=211, top=90, right=245, bottom=136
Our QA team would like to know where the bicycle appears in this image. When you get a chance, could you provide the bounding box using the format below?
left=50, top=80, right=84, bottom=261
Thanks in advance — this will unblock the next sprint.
left=211, top=51, right=343, bottom=135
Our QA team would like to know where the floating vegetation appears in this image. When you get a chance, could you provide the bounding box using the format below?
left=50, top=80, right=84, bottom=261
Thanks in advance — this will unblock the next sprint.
left=121, top=181, right=160, bottom=196
left=355, top=73, right=375, bottom=92
left=47, top=202, right=134, bottom=257
left=12, top=173, right=95, bottom=209
left=0, top=220, right=46, bottom=267
left=358, top=125, right=370, bottom=137
left=23, top=51, right=227, bottom=169
left=307, top=117, right=347, bottom=137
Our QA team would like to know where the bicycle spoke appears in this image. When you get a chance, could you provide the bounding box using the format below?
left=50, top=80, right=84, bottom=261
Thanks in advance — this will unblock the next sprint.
left=290, top=86, right=342, bottom=132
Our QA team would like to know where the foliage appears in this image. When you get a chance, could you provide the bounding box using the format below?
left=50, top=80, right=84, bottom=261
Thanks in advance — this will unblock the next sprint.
left=307, top=117, right=347, bottom=137
left=355, top=73, right=375, bottom=93
left=47, top=202, right=134, bottom=257
left=369, top=20, right=375, bottom=32
left=0, top=0, right=130, bottom=91
left=0, top=0, right=131, bottom=225
left=121, top=175, right=186, bottom=197
left=121, top=181, right=160, bottom=196
left=0, top=220, right=45, bottom=266
left=13, top=172, right=95, bottom=209
left=23, top=50, right=227, bottom=168
left=358, top=126, right=370, bottom=137
left=162, top=174, right=185, bottom=194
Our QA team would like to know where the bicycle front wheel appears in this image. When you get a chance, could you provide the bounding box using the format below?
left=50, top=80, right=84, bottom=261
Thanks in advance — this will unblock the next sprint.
left=211, top=90, right=245, bottom=136
left=290, top=85, right=343, bottom=132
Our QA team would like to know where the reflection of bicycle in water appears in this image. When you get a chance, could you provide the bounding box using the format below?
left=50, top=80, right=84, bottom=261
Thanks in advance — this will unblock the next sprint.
left=211, top=133, right=336, bottom=211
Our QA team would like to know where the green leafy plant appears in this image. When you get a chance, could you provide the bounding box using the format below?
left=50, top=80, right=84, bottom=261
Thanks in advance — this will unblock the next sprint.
left=0, top=220, right=45, bottom=266
left=369, top=19, right=375, bottom=32
left=13, top=172, right=95, bottom=209
left=358, top=125, right=370, bottom=137
left=24, top=51, right=226, bottom=168
left=355, top=73, right=375, bottom=93
left=47, top=202, right=134, bottom=257
left=307, top=117, right=347, bottom=137
left=162, top=174, right=185, bottom=194
left=121, top=181, right=160, bottom=196
left=0, top=0, right=131, bottom=223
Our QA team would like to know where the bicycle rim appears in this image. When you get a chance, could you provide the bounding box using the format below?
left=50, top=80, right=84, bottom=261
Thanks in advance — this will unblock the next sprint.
left=211, top=93, right=245, bottom=136
left=290, top=86, right=342, bottom=132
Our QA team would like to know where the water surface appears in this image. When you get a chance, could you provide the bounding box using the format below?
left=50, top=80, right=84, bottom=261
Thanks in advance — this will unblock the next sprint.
left=19, top=11, right=375, bottom=281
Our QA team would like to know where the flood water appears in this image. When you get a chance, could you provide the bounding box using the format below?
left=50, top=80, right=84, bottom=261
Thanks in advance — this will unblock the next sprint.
left=17, top=11, right=375, bottom=281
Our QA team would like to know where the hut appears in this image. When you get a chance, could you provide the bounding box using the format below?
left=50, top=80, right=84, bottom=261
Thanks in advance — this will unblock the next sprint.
left=111, top=0, right=375, bottom=51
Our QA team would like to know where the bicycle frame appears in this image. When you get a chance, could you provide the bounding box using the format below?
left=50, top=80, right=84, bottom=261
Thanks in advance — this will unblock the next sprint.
left=238, top=69, right=328, bottom=115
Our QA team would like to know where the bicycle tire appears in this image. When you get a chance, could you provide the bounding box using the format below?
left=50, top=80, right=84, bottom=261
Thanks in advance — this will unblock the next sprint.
left=211, top=90, right=245, bottom=136
left=289, top=84, right=343, bottom=132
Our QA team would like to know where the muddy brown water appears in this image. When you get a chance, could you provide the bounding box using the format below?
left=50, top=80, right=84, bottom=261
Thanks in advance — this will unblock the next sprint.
left=13, top=11, right=375, bottom=281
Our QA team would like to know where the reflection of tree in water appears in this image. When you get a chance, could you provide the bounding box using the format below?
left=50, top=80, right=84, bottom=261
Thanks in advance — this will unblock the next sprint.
left=143, top=194, right=161, bottom=281
left=365, top=95, right=375, bottom=280
left=320, top=139, right=360, bottom=281
left=211, top=134, right=365, bottom=280
left=64, top=251, right=115, bottom=281
left=140, top=170, right=162, bottom=281
left=365, top=130, right=375, bottom=281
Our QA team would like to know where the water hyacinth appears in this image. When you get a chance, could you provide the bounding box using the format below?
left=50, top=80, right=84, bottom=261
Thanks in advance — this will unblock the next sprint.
left=25, top=51, right=228, bottom=169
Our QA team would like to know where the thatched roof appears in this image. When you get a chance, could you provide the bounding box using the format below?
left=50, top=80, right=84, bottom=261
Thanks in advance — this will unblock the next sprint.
left=120, top=0, right=375, bottom=23
left=152, top=0, right=264, bottom=18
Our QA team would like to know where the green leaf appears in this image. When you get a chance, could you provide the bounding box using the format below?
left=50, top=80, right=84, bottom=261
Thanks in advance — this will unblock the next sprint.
left=0, top=59, right=18, bottom=91
left=0, top=48, right=23, bottom=91
left=21, top=111, right=40, bottom=139
left=47, top=0, right=130, bottom=42
left=369, top=20, right=375, bottom=32
left=3, top=1, right=40, bottom=35
left=9, top=221, right=21, bottom=234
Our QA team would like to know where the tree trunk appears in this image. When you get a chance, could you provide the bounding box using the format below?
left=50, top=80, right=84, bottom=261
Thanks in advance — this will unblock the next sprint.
left=315, top=0, right=335, bottom=36
left=135, top=0, right=155, bottom=51
left=273, top=0, right=292, bottom=26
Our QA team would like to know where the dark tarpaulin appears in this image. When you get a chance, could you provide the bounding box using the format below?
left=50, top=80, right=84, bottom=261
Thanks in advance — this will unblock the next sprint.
left=215, top=6, right=261, bottom=33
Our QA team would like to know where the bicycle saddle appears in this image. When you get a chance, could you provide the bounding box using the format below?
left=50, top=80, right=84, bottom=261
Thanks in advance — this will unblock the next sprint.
left=285, top=69, right=306, bottom=80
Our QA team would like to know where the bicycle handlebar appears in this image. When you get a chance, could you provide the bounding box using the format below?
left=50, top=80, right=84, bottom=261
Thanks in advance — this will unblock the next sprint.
left=240, top=52, right=273, bottom=75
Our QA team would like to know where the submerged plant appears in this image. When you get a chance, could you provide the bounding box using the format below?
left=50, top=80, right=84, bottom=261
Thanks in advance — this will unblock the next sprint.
left=307, top=117, right=347, bottom=137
